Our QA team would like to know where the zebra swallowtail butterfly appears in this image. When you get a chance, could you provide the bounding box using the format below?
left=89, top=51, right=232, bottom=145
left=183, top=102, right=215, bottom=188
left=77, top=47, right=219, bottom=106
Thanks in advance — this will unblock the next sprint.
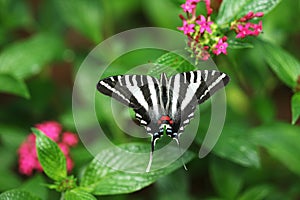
left=97, top=70, right=230, bottom=172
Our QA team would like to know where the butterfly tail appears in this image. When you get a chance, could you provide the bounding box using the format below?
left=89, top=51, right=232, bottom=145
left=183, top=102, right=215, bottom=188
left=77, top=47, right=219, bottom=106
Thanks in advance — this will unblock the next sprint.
left=146, top=136, right=155, bottom=172
left=174, top=137, right=187, bottom=171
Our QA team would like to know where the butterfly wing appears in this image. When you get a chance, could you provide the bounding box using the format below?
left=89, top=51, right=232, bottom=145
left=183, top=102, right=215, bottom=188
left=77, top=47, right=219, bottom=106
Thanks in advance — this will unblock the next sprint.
left=97, top=74, right=162, bottom=131
left=167, top=70, right=230, bottom=137
left=97, top=74, right=165, bottom=172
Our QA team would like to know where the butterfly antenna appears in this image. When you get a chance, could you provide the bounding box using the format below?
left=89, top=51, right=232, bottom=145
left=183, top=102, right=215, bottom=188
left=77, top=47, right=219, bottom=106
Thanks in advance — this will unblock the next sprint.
left=146, top=136, right=155, bottom=172
left=174, top=137, right=187, bottom=171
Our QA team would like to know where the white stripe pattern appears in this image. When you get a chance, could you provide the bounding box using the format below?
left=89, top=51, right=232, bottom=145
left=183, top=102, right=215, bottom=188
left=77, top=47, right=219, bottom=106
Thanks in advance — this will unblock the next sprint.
left=180, top=70, right=201, bottom=110
left=190, top=71, right=194, bottom=83
left=204, top=70, right=208, bottom=81
left=117, top=76, right=123, bottom=85
left=199, top=73, right=226, bottom=100
left=99, top=81, right=130, bottom=104
left=147, top=76, right=160, bottom=116
left=125, top=76, right=149, bottom=111
left=170, top=74, right=181, bottom=116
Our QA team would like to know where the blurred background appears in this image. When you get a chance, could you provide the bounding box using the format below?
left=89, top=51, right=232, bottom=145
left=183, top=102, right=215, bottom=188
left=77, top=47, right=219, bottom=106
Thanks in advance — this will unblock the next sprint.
left=1, top=0, right=300, bottom=199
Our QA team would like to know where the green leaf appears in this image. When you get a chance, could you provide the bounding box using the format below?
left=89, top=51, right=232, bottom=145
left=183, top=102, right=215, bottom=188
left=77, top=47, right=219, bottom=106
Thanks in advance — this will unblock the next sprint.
left=260, top=40, right=300, bottom=88
left=80, top=143, right=195, bottom=195
left=19, top=174, right=47, bottom=200
left=0, top=74, right=29, bottom=98
left=216, top=0, right=281, bottom=25
left=143, top=0, right=182, bottom=29
left=0, top=147, right=22, bottom=190
left=252, top=96, right=276, bottom=123
left=0, top=124, right=26, bottom=148
left=0, top=190, right=41, bottom=200
left=0, top=1, right=34, bottom=32
left=210, top=158, right=244, bottom=199
left=0, top=34, right=63, bottom=79
left=54, top=0, right=102, bottom=43
left=149, top=52, right=196, bottom=77
left=227, top=39, right=253, bottom=49
left=250, top=123, right=300, bottom=176
left=212, top=125, right=260, bottom=168
left=33, top=128, right=67, bottom=181
left=155, top=170, right=193, bottom=200
left=64, top=189, right=96, bottom=200
left=238, top=185, right=273, bottom=200
left=291, top=92, right=300, bottom=124
left=0, top=168, right=22, bottom=191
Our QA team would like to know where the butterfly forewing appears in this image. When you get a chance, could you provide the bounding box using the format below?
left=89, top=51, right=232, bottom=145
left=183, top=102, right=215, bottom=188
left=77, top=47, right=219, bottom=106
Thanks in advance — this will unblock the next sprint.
left=195, top=70, right=230, bottom=104
left=167, top=70, right=230, bottom=137
left=97, top=74, right=162, bottom=132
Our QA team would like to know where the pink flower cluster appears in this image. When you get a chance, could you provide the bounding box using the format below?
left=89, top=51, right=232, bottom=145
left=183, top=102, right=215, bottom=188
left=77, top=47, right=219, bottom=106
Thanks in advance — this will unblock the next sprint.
left=178, top=0, right=264, bottom=61
left=178, top=0, right=213, bottom=36
left=18, top=121, right=79, bottom=176
left=232, top=12, right=264, bottom=38
left=178, top=0, right=228, bottom=59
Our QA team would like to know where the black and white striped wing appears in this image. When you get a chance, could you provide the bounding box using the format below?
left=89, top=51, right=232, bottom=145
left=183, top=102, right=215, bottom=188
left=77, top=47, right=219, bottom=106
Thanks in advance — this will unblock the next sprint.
left=97, top=75, right=161, bottom=127
left=167, top=70, right=230, bottom=137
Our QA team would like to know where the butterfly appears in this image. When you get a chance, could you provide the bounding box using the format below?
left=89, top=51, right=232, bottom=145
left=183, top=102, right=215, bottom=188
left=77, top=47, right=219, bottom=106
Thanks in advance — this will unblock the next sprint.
left=97, top=70, right=230, bottom=172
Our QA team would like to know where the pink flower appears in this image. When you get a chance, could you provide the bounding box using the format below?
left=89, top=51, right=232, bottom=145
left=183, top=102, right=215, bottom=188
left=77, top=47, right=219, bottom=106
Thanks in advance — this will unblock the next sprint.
left=196, top=15, right=213, bottom=34
left=251, top=21, right=263, bottom=36
left=62, top=132, right=79, bottom=146
left=236, top=23, right=252, bottom=38
left=239, top=11, right=264, bottom=22
left=200, top=51, right=210, bottom=60
left=18, top=133, right=40, bottom=176
left=58, top=143, right=70, bottom=155
left=255, top=12, right=264, bottom=17
left=18, top=121, right=79, bottom=176
left=235, top=21, right=263, bottom=38
left=178, top=20, right=195, bottom=35
left=205, top=0, right=213, bottom=15
left=19, top=156, right=36, bottom=175
left=213, top=37, right=228, bottom=55
left=181, top=1, right=196, bottom=13
left=27, top=134, right=36, bottom=143
left=35, top=121, right=61, bottom=142
left=66, top=157, right=74, bottom=172
left=245, top=11, right=254, bottom=19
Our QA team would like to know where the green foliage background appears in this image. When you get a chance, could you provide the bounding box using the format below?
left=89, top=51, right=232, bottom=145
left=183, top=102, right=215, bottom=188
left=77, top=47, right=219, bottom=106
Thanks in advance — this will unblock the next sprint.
left=0, top=0, right=300, bottom=199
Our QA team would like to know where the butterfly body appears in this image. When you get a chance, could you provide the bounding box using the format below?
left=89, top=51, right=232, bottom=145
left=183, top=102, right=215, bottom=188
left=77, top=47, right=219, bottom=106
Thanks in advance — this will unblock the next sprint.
left=97, top=70, right=229, bottom=171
